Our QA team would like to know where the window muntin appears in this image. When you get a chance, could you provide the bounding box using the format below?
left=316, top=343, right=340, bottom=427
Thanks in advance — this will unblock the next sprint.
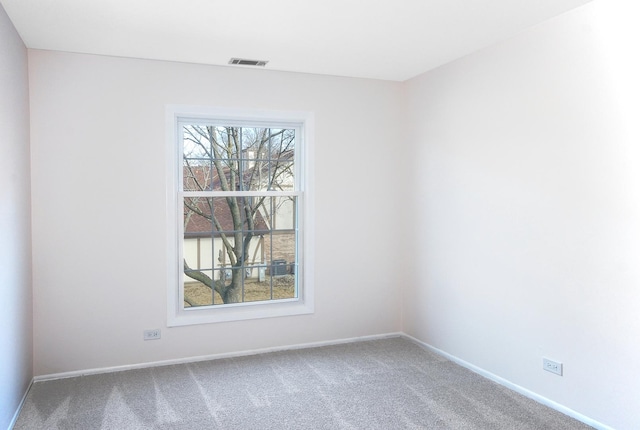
left=167, top=107, right=313, bottom=326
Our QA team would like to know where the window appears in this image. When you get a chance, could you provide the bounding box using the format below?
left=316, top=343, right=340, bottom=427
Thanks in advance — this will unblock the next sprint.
left=166, top=106, right=314, bottom=326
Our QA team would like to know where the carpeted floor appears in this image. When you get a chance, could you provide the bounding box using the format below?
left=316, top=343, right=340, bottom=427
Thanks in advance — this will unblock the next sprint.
left=14, top=337, right=593, bottom=429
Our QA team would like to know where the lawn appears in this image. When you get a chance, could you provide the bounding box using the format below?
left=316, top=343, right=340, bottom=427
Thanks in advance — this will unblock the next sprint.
left=184, top=275, right=295, bottom=307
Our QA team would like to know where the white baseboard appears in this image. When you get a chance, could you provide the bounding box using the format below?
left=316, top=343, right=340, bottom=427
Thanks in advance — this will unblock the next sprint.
left=401, top=334, right=613, bottom=430
left=33, top=332, right=404, bottom=382
left=8, top=379, right=33, bottom=430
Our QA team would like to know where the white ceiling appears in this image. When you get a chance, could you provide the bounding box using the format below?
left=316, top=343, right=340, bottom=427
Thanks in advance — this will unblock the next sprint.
left=1, top=0, right=591, bottom=82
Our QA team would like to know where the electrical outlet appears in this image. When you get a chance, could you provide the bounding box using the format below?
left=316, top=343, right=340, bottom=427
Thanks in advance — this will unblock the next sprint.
left=143, top=329, right=161, bottom=340
left=543, top=358, right=563, bottom=376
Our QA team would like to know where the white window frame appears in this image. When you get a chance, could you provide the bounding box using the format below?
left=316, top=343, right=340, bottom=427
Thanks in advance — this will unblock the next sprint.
left=166, top=105, right=314, bottom=326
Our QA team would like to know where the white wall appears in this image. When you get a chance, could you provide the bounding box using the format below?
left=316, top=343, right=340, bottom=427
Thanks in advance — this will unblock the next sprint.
left=0, top=3, right=33, bottom=429
left=403, top=1, right=640, bottom=429
left=28, top=50, right=403, bottom=376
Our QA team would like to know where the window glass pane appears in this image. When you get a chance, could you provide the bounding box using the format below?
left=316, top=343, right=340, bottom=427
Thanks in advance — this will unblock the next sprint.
left=183, top=125, right=295, bottom=192
left=269, top=161, right=295, bottom=191
left=183, top=237, right=214, bottom=272
left=183, top=125, right=238, bottom=192
left=272, top=273, right=296, bottom=300
left=243, top=270, right=272, bottom=303
left=265, top=196, right=296, bottom=230
left=269, top=231, right=296, bottom=274
left=183, top=163, right=214, bottom=192
left=253, top=196, right=295, bottom=233
left=183, top=198, right=213, bottom=235
left=183, top=125, right=216, bottom=191
left=183, top=271, right=214, bottom=308
left=182, top=125, right=213, bottom=159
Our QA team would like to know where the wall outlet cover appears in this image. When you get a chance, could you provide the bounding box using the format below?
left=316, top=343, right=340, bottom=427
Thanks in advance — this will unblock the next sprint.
left=543, top=357, right=563, bottom=376
left=143, top=329, right=161, bottom=340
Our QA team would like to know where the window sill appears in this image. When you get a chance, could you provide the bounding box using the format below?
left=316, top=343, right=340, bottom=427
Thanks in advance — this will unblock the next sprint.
left=167, top=297, right=314, bottom=326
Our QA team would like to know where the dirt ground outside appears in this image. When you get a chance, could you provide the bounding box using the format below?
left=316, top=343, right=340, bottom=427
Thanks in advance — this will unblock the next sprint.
left=184, top=275, right=295, bottom=307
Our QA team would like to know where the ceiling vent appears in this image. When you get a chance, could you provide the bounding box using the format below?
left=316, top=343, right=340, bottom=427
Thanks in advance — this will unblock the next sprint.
left=229, top=58, right=268, bottom=67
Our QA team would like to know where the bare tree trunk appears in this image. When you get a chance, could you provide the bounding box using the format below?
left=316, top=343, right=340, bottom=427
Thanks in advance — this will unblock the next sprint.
left=221, top=267, right=243, bottom=303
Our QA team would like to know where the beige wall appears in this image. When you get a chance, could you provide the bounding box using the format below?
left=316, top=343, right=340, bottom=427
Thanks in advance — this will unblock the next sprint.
left=28, top=50, right=403, bottom=376
left=402, top=2, right=640, bottom=429
left=0, top=3, right=33, bottom=429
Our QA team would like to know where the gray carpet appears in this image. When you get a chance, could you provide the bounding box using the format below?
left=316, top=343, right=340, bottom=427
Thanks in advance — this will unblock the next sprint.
left=14, top=337, right=593, bottom=429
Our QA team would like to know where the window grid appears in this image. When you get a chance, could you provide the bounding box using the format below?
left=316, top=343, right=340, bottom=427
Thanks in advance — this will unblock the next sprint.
left=180, top=122, right=299, bottom=309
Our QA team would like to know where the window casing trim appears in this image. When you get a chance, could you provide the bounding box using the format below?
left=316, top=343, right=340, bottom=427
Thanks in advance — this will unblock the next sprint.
left=166, top=105, right=314, bottom=326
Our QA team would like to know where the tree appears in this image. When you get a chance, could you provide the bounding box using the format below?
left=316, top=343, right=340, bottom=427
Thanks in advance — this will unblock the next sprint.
left=181, top=125, right=295, bottom=304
